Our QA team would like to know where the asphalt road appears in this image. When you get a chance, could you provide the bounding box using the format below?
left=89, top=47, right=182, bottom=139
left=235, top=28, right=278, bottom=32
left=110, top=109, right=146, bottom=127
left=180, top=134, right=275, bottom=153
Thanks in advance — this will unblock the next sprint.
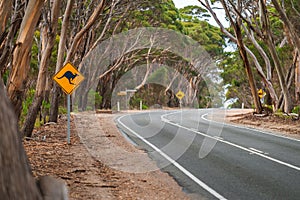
left=116, top=109, right=300, bottom=200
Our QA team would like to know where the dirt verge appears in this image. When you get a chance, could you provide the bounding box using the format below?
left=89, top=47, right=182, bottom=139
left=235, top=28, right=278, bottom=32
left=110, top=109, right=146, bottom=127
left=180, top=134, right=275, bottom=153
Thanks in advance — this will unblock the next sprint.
left=225, top=109, right=300, bottom=140
left=24, top=114, right=190, bottom=200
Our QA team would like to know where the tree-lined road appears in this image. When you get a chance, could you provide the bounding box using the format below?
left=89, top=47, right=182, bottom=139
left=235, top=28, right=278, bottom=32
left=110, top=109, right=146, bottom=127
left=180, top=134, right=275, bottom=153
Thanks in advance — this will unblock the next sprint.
left=117, top=109, right=300, bottom=200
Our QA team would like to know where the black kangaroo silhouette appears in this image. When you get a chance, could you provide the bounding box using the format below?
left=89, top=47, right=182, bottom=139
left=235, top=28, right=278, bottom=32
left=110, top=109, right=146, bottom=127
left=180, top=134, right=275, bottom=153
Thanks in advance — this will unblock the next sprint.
left=57, top=71, right=78, bottom=85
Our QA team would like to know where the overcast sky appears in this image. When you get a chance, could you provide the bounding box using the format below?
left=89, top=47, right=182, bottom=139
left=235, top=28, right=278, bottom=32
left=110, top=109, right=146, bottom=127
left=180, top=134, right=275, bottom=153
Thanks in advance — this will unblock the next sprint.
left=172, top=0, right=228, bottom=28
left=172, top=0, right=201, bottom=8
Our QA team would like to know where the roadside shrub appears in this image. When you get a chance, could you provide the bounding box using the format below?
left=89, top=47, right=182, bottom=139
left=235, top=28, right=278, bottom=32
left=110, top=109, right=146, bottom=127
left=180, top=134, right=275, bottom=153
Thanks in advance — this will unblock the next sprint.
left=58, top=106, right=67, bottom=114
left=20, top=89, right=35, bottom=125
left=292, top=105, right=300, bottom=114
left=142, top=104, right=149, bottom=110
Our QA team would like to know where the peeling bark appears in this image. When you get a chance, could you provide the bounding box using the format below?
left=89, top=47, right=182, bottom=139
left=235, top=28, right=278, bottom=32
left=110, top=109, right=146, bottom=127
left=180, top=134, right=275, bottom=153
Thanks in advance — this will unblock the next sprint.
left=6, top=0, right=45, bottom=118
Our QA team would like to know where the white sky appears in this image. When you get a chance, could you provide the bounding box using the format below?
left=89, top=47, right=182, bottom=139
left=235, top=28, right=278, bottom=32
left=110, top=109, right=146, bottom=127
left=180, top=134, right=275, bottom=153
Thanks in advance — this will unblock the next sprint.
left=173, top=0, right=201, bottom=8
left=172, top=0, right=229, bottom=28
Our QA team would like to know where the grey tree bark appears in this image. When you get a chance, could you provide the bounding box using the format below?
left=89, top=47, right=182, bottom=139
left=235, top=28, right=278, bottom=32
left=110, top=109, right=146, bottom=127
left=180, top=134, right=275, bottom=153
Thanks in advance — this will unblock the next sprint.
left=6, top=0, right=45, bottom=118
left=49, top=0, right=74, bottom=122
left=50, top=0, right=106, bottom=122
left=22, top=0, right=61, bottom=137
left=0, top=79, right=42, bottom=200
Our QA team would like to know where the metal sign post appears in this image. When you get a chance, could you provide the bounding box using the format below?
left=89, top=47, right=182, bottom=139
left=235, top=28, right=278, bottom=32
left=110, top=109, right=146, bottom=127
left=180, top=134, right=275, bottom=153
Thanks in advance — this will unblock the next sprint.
left=67, top=94, right=71, bottom=144
left=176, top=90, right=185, bottom=108
left=53, top=62, right=85, bottom=144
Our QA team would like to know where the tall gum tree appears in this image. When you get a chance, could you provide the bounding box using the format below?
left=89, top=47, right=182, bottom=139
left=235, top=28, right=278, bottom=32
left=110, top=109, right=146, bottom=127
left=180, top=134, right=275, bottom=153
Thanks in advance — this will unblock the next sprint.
left=6, top=0, right=45, bottom=118
left=0, top=0, right=11, bottom=35
left=49, top=0, right=74, bottom=122
left=199, top=0, right=295, bottom=112
left=49, top=0, right=106, bottom=122
left=259, top=0, right=293, bottom=112
left=22, top=0, right=61, bottom=137
left=0, top=0, right=25, bottom=74
left=199, top=0, right=263, bottom=112
left=0, top=79, right=42, bottom=199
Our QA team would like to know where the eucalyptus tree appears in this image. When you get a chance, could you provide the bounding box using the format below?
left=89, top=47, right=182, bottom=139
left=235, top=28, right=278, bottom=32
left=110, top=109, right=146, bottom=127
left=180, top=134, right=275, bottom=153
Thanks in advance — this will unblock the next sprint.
left=179, top=5, right=225, bottom=58
left=74, top=0, right=185, bottom=109
left=22, top=0, right=61, bottom=137
left=272, top=0, right=300, bottom=103
left=0, top=79, right=42, bottom=200
left=199, top=0, right=298, bottom=113
left=49, top=0, right=108, bottom=122
left=0, top=0, right=25, bottom=79
left=198, top=0, right=263, bottom=113
left=6, top=0, right=45, bottom=118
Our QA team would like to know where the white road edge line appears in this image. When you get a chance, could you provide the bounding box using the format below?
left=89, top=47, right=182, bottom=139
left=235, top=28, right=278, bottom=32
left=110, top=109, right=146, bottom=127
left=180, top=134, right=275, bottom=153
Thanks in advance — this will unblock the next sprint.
left=117, top=115, right=227, bottom=200
left=161, top=111, right=300, bottom=172
left=214, top=136, right=224, bottom=141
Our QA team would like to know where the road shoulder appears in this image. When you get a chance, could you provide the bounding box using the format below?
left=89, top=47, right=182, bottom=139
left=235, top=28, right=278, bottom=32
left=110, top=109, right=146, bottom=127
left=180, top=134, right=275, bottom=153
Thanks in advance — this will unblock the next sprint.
left=25, top=113, right=191, bottom=200
left=225, top=109, right=300, bottom=140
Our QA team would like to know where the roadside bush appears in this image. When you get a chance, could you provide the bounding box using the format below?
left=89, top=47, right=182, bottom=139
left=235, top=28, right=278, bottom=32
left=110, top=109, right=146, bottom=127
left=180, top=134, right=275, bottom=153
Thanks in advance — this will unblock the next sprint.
left=20, top=89, right=35, bottom=125
left=292, top=105, right=300, bottom=114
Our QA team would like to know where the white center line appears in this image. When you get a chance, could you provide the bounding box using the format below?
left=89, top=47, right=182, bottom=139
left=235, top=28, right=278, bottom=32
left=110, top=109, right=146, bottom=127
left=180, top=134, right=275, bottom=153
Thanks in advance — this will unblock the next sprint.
left=249, top=147, right=264, bottom=154
left=162, top=112, right=300, bottom=172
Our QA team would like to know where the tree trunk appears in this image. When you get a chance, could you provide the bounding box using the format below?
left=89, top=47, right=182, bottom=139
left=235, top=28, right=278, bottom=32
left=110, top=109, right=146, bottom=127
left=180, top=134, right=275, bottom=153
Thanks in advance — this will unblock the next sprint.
left=278, top=55, right=296, bottom=110
left=296, top=55, right=300, bottom=102
left=237, top=35, right=262, bottom=113
left=256, top=0, right=293, bottom=112
left=6, top=0, right=44, bottom=118
left=0, top=79, right=42, bottom=200
left=271, top=0, right=300, bottom=54
left=220, top=0, right=262, bottom=113
left=0, top=0, right=24, bottom=74
left=49, top=85, right=61, bottom=122
left=266, top=37, right=293, bottom=112
left=64, top=0, right=105, bottom=62
left=49, top=0, right=75, bottom=122
left=49, top=0, right=74, bottom=122
left=22, top=0, right=60, bottom=137
left=0, top=0, right=11, bottom=34
left=242, top=24, right=278, bottom=108
left=50, top=0, right=106, bottom=116
left=0, top=0, right=11, bottom=74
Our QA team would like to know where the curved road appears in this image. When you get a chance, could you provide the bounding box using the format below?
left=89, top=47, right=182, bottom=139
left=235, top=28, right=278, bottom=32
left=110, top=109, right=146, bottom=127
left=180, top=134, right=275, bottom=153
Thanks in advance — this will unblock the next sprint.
left=116, top=109, right=300, bottom=200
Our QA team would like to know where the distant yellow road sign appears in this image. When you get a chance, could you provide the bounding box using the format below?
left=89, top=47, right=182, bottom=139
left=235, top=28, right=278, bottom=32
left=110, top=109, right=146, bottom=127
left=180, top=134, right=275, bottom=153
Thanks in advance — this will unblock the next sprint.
left=117, top=91, right=127, bottom=96
left=176, top=90, right=185, bottom=100
left=258, top=89, right=266, bottom=99
left=53, top=62, right=85, bottom=94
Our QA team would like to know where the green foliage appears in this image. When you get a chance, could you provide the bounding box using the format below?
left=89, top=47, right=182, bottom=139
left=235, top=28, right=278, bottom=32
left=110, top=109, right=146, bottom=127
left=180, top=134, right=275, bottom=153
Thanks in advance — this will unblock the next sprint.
left=20, top=89, right=35, bottom=125
left=178, top=6, right=225, bottom=57
left=129, top=97, right=148, bottom=109
left=147, top=66, right=168, bottom=84
left=30, top=31, right=40, bottom=76
left=58, top=106, right=67, bottom=114
left=117, top=0, right=183, bottom=32
left=2, top=70, right=9, bottom=85
left=130, top=83, right=172, bottom=108
left=42, top=100, right=51, bottom=110
left=292, top=105, right=300, bottom=114
left=219, top=51, right=256, bottom=108
left=87, top=90, right=102, bottom=110
left=274, top=111, right=293, bottom=119
left=142, top=104, right=149, bottom=110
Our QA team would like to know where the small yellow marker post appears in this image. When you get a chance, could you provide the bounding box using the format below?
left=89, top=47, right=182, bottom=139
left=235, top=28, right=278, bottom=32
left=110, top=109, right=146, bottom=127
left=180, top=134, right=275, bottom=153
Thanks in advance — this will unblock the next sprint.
left=176, top=90, right=185, bottom=108
left=53, top=62, right=85, bottom=144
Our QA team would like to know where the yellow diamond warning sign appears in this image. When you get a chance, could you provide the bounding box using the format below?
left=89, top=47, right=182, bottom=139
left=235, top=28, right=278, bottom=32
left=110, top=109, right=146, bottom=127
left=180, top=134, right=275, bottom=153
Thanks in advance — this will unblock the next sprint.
left=176, top=90, right=185, bottom=100
left=258, top=89, right=266, bottom=99
left=53, top=62, right=85, bottom=94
